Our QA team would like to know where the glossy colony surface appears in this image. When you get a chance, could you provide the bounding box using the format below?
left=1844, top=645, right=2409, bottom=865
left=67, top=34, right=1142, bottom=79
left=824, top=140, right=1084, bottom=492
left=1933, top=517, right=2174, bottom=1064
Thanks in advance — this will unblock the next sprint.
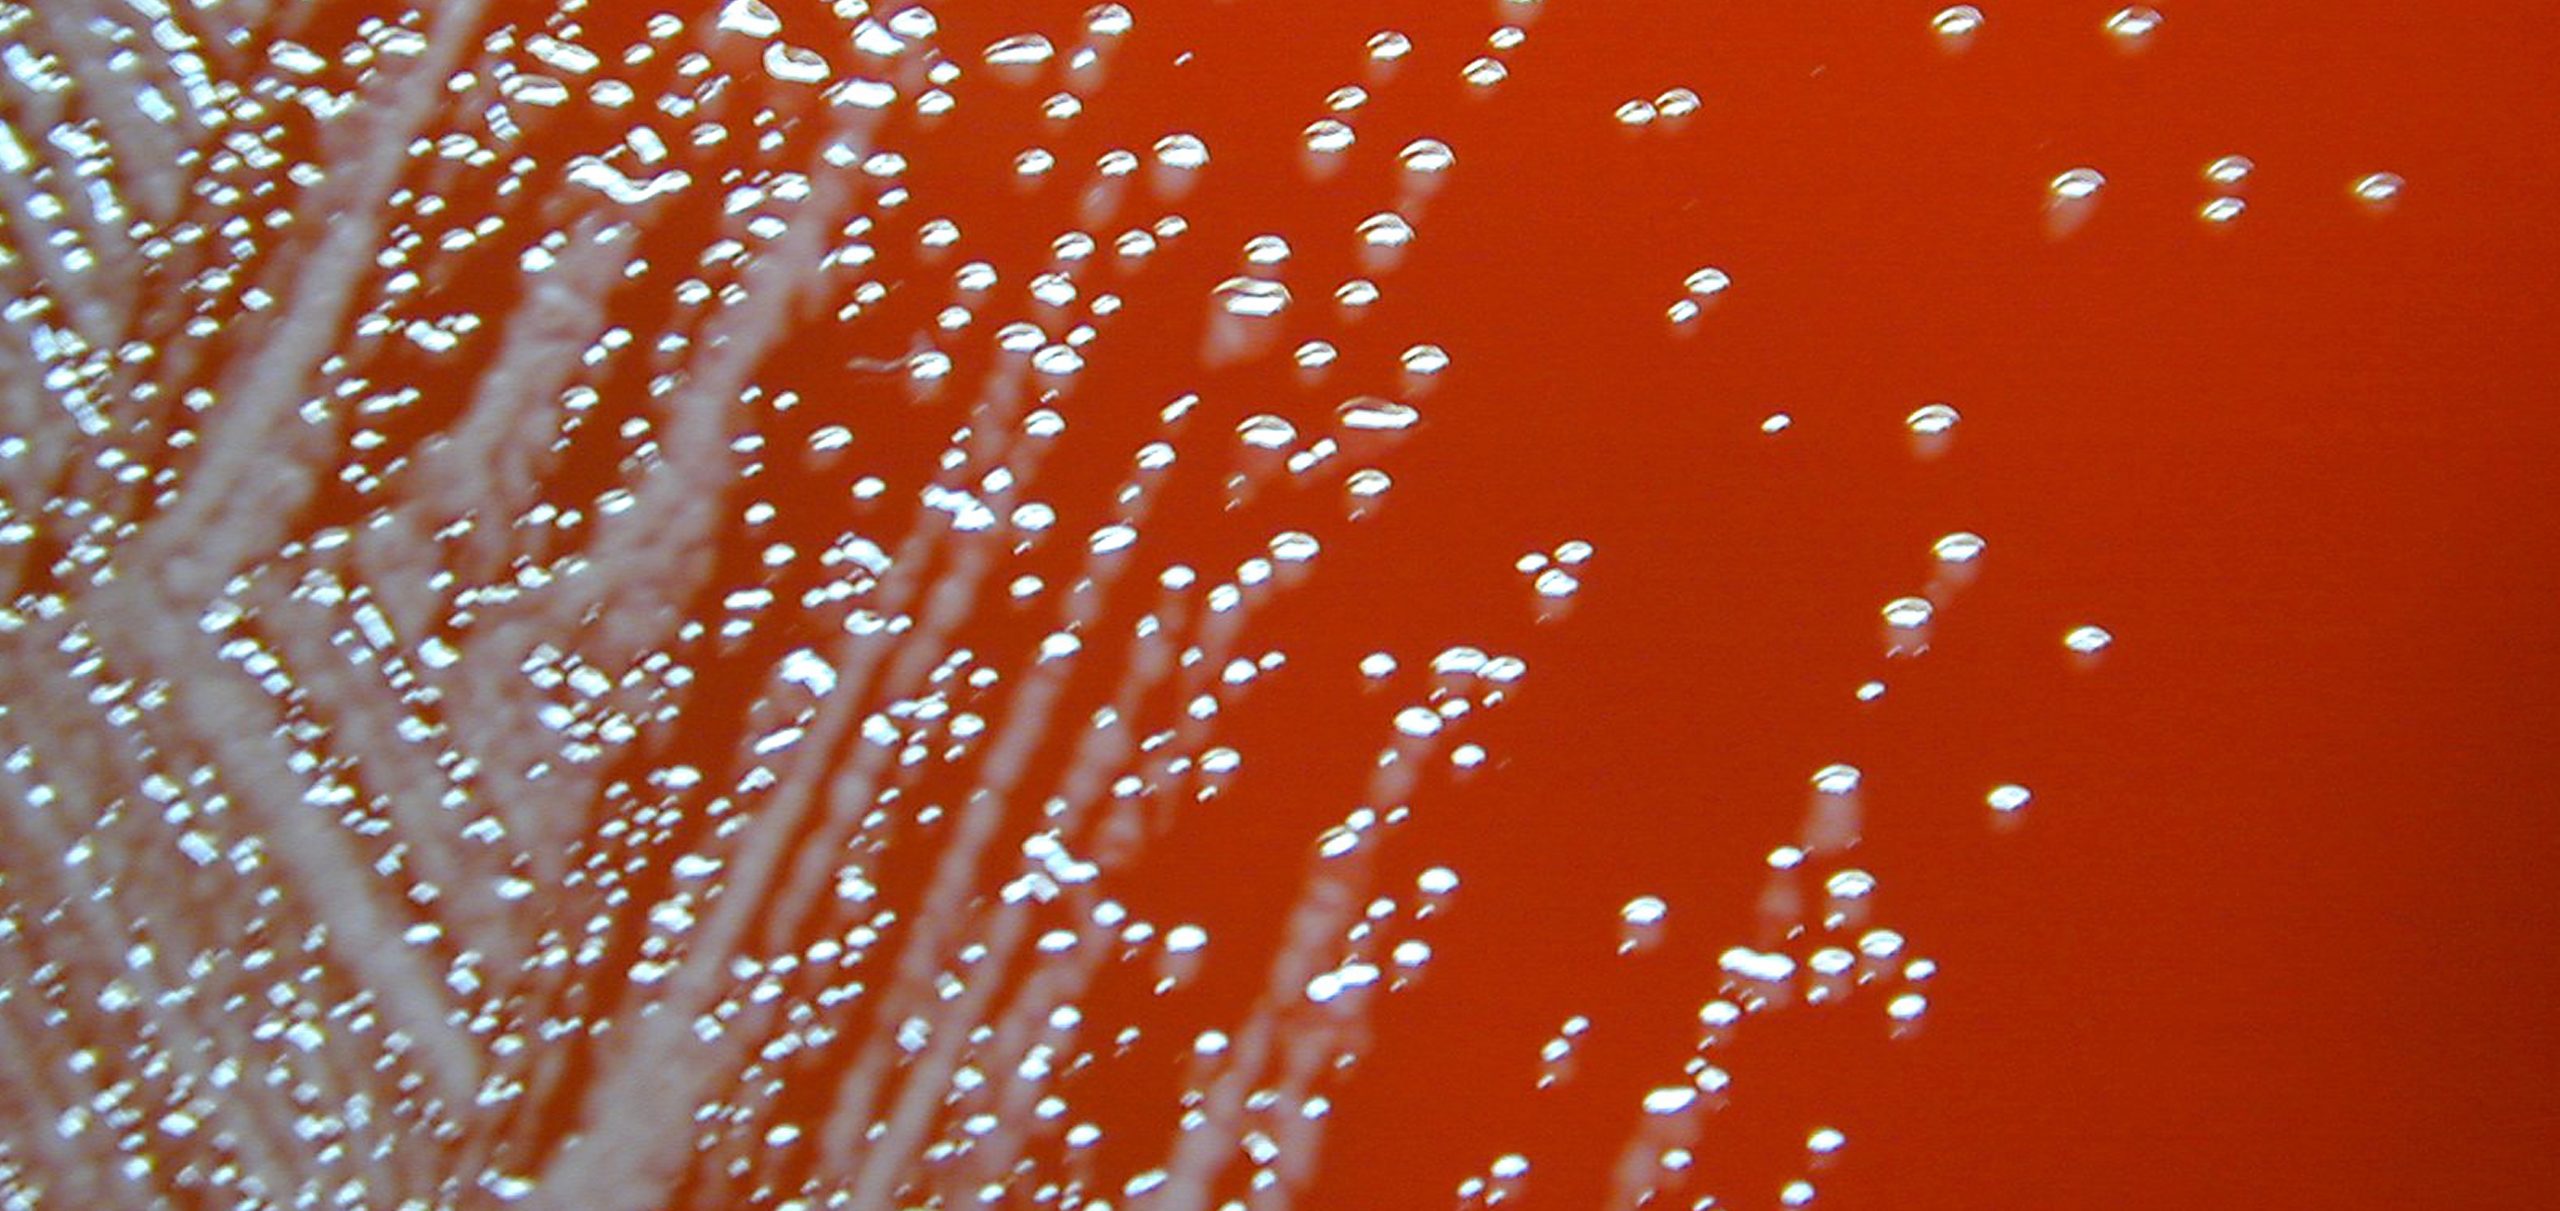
left=1, top=1, right=2556, bottom=1208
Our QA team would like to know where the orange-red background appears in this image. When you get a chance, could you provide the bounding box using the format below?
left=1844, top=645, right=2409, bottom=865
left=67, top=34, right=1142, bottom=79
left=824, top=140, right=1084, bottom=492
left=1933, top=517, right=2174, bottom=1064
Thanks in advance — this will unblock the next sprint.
left=992, top=2, right=2560, bottom=1207
left=420, top=0, right=2560, bottom=1204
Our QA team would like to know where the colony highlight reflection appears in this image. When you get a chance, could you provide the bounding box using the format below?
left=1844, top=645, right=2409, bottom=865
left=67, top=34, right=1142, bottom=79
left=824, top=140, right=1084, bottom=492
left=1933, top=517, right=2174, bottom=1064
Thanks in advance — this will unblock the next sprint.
left=3, top=0, right=2483, bottom=1208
